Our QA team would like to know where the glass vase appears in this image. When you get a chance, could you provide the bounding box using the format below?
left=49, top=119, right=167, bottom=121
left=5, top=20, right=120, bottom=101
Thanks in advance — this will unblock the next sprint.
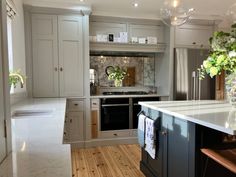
left=225, top=72, right=236, bottom=107
left=114, top=79, right=123, bottom=87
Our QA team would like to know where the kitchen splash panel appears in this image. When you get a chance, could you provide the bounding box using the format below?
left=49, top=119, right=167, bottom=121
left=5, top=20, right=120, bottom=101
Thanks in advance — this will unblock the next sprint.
left=90, top=56, right=155, bottom=87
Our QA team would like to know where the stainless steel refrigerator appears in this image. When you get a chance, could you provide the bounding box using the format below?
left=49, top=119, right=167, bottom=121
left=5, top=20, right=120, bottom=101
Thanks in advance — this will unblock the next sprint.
left=173, top=48, right=215, bottom=100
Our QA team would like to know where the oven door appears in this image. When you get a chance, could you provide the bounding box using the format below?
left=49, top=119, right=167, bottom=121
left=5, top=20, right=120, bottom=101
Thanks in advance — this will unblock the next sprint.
left=101, top=98, right=130, bottom=131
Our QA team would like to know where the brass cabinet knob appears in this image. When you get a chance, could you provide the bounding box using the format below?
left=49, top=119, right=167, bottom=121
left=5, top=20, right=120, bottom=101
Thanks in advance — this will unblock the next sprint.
left=161, top=131, right=167, bottom=136
left=60, top=67, right=63, bottom=71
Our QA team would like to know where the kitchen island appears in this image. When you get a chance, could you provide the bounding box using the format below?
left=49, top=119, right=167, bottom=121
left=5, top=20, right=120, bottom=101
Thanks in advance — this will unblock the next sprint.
left=139, top=100, right=236, bottom=177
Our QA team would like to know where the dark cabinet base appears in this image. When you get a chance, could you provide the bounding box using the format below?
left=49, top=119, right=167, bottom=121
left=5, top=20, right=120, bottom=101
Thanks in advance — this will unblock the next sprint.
left=140, top=107, right=196, bottom=177
left=140, top=161, right=158, bottom=177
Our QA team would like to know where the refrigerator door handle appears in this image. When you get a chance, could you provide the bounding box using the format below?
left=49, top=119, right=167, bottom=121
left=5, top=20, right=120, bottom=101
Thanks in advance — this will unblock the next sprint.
left=192, top=71, right=196, bottom=100
left=198, top=72, right=201, bottom=100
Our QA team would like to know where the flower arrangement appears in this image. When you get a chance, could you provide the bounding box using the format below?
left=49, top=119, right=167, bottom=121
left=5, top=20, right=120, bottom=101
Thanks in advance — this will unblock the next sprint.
left=9, top=70, right=26, bottom=88
left=199, top=24, right=236, bottom=79
left=107, top=66, right=127, bottom=87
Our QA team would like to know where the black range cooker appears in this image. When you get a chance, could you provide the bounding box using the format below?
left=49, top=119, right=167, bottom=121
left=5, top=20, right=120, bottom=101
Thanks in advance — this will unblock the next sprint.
left=100, top=92, right=159, bottom=131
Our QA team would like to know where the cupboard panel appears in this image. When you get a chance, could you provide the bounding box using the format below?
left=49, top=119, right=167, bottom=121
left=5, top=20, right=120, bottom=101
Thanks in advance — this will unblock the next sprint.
left=59, top=16, right=84, bottom=97
left=90, top=22, right=127, bottom=37
left=129, top=24, right=164, bottom=43
left=32, top=14, right=59, bottom=97
left=175, top=25, right=213, bottom=47
left=32, top=14, right=56, bottom=36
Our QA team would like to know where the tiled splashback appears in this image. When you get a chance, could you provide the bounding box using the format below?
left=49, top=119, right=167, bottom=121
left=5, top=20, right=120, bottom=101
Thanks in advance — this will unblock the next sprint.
left=90, top=56, right=155, bottom=87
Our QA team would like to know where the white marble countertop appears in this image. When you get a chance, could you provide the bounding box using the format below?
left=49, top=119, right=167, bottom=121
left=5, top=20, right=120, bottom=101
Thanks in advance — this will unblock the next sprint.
left=139, top=100, right=236, bottom=135
left=1, top=98, right=72, bottom=177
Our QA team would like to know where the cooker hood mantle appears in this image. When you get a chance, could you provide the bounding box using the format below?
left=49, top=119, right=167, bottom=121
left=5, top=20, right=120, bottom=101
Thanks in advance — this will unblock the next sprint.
left=90, top=42, right=166, bottom=53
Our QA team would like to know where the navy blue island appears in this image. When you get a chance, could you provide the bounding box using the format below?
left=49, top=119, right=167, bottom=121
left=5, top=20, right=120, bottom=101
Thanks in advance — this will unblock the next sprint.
left=139, top=100, right=236, bottom=177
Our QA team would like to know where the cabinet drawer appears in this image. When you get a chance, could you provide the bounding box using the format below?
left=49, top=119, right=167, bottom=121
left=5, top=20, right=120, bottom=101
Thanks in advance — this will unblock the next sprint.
left=91, top=99, right=99, bottom=110
left=132, top=130, right=138, bottom=136
left=100, top=130, right=130, bottom=138
left=67, top=100, right=84, bottom=111
left=175, top=24, right=213, bottom=47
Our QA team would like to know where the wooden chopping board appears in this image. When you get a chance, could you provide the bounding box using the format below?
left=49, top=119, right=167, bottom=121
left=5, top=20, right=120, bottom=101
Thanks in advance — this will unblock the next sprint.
left=123, top=67, right=135, bottom=87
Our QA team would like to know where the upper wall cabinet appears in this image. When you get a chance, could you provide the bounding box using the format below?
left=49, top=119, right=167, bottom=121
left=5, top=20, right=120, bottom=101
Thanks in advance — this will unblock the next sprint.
left=32, top=14, right=84, bottom=97
left=90, top=22, right=127, bottom=38
left=174, top=24, right=214, bottom=48
left=32, top=14, right=59, bottom=97
left=129, top=24, right=164, bottom=43
left=89, top=16, right=166, bottom=53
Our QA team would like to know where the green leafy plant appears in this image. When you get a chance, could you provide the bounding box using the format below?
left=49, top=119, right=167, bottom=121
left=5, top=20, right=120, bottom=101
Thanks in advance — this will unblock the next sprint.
left=199, top=24, right=236, bottom=79
left=107, top=66, right=127, bottom=87
left=9, top=70, right=26, bottom=88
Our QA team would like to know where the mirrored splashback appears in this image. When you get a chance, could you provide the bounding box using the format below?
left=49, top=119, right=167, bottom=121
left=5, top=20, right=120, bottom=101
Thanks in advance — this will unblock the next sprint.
left=90, top=55, right=155, bottom=87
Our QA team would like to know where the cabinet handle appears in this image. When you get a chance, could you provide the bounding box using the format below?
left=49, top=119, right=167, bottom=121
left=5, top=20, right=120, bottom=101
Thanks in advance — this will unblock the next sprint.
left=70, top=119, right=72, bottom=123
left=74, top=103, right=78, bottom=106
left=60, top=67, right=63, bottom=72
left=161, top=131, right=167, bottom=136
left=192, top=42, right=196, bottom=45
left=113, top=133, right=118, bottom=136
left=55, top=67, right=58, bottom=71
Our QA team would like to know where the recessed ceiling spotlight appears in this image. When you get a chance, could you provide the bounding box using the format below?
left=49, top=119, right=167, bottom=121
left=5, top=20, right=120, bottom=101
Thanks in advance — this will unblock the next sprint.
left=79, top=0, right=84, bottom=2
left=133, top=2, right=139, bottom=7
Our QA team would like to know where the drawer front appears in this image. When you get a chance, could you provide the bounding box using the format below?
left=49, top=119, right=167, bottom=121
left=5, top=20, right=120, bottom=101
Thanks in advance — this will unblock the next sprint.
left=91, top=99, right=99, bottom=110
left=67, top=100, right=84, bottom=111
left=100, top=130, right=130, bottom=138
left=132, top=130, right=137, bottom=136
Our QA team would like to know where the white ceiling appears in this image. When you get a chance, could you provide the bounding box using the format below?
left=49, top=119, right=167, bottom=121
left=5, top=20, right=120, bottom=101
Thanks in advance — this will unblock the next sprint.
left=23, top=0, right=236, bottom=20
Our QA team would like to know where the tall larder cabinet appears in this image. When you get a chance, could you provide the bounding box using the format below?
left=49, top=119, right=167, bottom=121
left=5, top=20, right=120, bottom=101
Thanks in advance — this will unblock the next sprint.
left=32, top=14, right=84, bottom=97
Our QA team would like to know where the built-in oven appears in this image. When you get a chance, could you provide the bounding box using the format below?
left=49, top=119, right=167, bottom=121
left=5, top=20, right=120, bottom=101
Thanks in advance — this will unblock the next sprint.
left=100, top=98, right=130, bottom=131
left=132, top=97, right=160, bottom=128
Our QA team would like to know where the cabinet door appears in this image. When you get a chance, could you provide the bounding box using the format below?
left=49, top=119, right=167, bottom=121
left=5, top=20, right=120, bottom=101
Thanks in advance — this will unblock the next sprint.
left=0, top=39, right=6, bottom=162
left=175, top=24, right=213, bottom=47
left=90, top=22, right=127, bottom=38
left=67, top=112, right=84, bottom=142
left=91, top=110, right=98, bottom=139
left=162, top=114, right=195, bottom=177
left=58, top=16, right=84, bottom=97
left=32, top=14, right=59, bottom=97
left=129, top=24, right=164, bottom=43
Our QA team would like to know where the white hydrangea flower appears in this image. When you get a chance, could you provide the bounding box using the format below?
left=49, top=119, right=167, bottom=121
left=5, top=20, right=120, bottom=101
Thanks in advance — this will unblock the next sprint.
left=229, top=51, right=236, bottom=58
left=230, top=38, right=235, bottom=42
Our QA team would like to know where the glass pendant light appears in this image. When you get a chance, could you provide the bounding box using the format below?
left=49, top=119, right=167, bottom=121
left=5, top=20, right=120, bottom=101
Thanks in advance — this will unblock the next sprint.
left=226, top=3, right=236, bottom=24
left=160, top=0, right=195, bottom=26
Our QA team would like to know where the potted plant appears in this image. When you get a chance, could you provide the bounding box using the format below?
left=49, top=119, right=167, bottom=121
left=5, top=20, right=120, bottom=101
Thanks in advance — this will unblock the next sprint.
left=106, top=66, right=127, bottom=87
left=9, top=70, right=26, bottom=89
left=199, top=24, right=236, bottom=105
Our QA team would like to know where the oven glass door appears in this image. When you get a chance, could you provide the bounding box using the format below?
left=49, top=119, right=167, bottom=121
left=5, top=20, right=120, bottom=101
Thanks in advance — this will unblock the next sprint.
left=101, top=98, right=129, bottom=131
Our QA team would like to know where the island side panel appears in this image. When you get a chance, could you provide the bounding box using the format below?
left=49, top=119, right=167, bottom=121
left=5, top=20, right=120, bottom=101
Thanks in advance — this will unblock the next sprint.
left=162, top=113, right=196, bottom=177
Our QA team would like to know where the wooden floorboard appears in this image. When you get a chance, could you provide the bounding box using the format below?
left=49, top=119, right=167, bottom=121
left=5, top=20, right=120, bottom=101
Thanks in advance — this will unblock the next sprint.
left=71, top=144, right=145, bottom=177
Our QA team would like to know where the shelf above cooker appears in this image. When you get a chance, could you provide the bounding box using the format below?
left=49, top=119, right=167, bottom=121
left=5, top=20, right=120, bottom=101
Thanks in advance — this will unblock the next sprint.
left=90, top=42, right=166, bottom=53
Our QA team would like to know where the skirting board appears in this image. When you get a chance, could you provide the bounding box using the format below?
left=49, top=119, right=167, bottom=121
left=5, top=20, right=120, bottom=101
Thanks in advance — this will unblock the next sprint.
left=70, top=137, right=138, bottom=148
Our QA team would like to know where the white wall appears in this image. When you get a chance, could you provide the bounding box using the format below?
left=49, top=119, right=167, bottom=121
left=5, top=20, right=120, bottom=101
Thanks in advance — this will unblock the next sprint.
left=10, top=0, right=27, bottom=104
